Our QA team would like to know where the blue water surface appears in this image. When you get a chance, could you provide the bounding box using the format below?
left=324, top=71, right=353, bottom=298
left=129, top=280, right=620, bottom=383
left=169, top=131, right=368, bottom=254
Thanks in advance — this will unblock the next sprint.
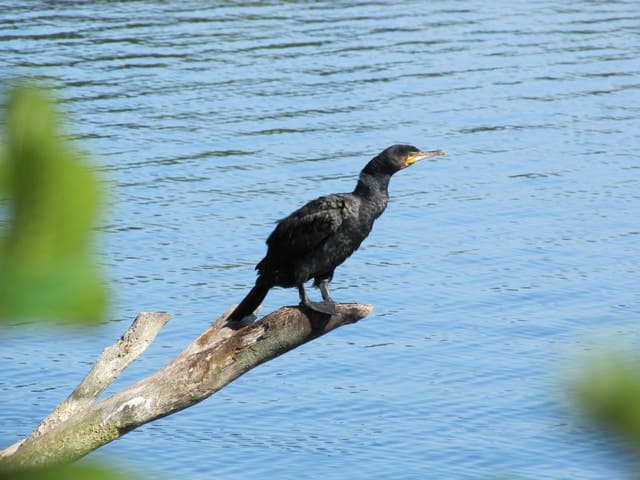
left=1, top=1, right=639, bottom=479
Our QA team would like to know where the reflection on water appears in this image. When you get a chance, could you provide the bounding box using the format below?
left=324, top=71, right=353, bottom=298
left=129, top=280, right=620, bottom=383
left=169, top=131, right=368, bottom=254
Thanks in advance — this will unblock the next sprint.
left=1, top=1, right=639, bottom=478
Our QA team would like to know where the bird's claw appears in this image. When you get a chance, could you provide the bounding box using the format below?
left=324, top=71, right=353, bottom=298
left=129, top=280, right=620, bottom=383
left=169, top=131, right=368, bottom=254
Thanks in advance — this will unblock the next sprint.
left=301, top=300, right=337, bottom=316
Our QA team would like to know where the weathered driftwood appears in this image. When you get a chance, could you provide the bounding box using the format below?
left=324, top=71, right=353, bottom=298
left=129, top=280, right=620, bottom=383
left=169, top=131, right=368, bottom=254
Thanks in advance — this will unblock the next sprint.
left=0, top=303, right=372, bottom=470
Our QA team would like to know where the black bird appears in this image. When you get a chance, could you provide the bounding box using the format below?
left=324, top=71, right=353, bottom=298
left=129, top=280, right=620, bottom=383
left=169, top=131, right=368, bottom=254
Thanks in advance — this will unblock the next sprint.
left=229, top=144, right=445, bottom=322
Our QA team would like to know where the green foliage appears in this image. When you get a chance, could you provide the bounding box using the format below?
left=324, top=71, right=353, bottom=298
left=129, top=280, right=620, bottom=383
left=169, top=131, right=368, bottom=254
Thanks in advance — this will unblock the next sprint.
left=0, top=85, right=107, bottom=324
left=574, top=353, right=640, bottom=452
left=1, top=462, right=139, bottom=480
left=0, top=83, right=144, bottom=477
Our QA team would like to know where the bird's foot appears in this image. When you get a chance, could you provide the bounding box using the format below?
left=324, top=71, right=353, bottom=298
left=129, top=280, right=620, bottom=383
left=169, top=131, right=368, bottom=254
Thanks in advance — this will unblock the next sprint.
left=301, top=299, right=337, bottom=316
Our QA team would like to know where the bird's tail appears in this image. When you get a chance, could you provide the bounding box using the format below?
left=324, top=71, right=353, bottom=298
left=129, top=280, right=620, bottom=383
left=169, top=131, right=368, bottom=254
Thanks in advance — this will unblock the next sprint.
left=229, top=279, right=271, bottom=322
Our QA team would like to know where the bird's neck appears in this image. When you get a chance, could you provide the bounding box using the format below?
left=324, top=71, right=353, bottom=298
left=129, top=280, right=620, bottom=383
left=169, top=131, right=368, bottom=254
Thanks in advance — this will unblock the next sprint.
left=354, top=171, right=391, bottom=206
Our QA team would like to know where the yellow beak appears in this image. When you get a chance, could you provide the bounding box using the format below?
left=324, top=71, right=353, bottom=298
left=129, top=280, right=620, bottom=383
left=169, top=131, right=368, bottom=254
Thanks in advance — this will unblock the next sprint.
left=406, top=149, right=446, bottom=166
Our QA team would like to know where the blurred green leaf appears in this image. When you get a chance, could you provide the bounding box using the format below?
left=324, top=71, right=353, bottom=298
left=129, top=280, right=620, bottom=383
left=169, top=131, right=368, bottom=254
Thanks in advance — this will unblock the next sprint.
left=0, top=462, right=144, bottom=480
left=0, top=85, right=106, bottom=323
left=574, top=353, right=640, bottom=452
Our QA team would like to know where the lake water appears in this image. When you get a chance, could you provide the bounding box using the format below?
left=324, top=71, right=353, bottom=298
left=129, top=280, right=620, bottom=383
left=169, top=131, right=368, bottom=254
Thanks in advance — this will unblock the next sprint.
left=1, top=1, right=639, bottom=478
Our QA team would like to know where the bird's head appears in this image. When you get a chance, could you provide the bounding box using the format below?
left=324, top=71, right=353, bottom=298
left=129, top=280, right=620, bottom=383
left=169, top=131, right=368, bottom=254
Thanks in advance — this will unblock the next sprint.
left=365, top=144, right=445, bottom=175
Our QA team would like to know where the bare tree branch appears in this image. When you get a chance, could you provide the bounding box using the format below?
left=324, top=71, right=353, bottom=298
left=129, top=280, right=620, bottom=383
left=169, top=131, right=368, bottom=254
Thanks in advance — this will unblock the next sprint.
left=1, top=312, right=171, bottom=459
left=0, top=304, right=371, bottom=470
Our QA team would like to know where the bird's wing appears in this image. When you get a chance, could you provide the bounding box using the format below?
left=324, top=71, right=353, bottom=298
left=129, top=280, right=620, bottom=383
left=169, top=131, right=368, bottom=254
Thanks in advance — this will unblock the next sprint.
left=266, top=194, right=357, bottom=255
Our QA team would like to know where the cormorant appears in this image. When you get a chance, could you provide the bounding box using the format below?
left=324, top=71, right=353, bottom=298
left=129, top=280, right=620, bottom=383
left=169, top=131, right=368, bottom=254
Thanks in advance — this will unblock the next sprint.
left=229, top=144, right=445, bottom=322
